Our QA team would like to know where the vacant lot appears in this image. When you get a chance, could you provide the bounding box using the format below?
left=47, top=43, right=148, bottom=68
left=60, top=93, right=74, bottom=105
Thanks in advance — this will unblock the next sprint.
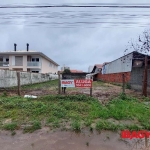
left=0, top=80, right=150, bottom=150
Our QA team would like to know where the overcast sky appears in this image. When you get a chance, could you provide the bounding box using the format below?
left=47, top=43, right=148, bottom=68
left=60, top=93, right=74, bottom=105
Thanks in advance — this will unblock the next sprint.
left=0, top=0, right=150, bottom=71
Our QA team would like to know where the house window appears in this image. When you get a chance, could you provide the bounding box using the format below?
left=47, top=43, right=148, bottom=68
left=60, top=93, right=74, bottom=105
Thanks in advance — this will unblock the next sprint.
left=36, top=58, right=39, bottom=62
left=32, top=71, right=39, bottom=73
left=6, top=58, right=9, bottom=62
left=32, top=58, right=39, bottom=62
left=32, top=58, right=35, bottom=62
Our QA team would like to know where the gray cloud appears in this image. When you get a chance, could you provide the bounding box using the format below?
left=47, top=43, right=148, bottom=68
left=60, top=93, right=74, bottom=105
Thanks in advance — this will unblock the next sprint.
left=0, top=0, right=150, bottom=72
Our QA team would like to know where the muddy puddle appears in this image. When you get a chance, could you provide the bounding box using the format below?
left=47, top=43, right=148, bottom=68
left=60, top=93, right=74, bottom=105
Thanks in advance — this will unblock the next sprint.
left=0, top=128, right=149, bottom=150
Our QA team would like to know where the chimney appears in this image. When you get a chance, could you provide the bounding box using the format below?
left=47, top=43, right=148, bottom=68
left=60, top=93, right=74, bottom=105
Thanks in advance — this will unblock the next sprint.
left=14, top=43, right=17, bottom=51
left=27, top=43, right=29, bottom=51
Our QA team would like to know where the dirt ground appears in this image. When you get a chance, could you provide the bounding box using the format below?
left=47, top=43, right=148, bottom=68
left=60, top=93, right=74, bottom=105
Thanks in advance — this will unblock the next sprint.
left=0, top=128, right=149, bottom=150
left=0, top=83, right=144, bottom=103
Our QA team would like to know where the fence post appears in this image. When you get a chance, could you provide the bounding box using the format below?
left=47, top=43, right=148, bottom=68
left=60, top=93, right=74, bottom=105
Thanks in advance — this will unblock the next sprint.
left=122, top=73, right=125, bottom=94
left=90, top=77, right=93, bottom=97
left=142, top=55, right=148, bottom=97
left=17, top=72, right=21, bottom=96
left=58, top=71, right=61, bottom=94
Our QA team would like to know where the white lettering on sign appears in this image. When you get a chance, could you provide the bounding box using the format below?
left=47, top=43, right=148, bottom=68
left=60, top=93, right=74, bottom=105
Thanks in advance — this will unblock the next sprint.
left=75, top=80, right=91, bottom=84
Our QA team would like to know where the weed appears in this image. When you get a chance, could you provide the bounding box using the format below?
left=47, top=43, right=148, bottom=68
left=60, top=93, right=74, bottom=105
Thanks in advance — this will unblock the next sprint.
left=84, top=118, right=92, bottom=127
left=125, top=124, right=142, bottom=131
left=11, top=131, right=16, bottom=136
left=3, top=123, right=18, bottom=131
left=86, top=142, right=89, bottom=147
left=125, top=83, right=131, bottom=89
left=143, top=96, right=150, bottom=101
left=2, top=91, right=8, bottom=97
left=23, top=121, right=41, bottom=133
left=90, top=126, right=93, bottom=132
left=71, top=120, right=81, bottom=132
left=106, top=134, right=110, bottom=140
left=52, top=120, right=60, bottom=128
left=96, top=120, right=118, bottom=131
left=47, top=117, right=57, bottom=123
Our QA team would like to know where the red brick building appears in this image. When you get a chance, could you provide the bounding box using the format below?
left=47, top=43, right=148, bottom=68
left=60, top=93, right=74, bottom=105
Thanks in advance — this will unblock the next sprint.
left=93, top=51, right=150, bottom=91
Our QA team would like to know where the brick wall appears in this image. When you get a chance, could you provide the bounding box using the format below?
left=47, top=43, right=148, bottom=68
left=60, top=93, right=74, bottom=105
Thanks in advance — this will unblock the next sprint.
left=97, top=72, right=131, bottom=83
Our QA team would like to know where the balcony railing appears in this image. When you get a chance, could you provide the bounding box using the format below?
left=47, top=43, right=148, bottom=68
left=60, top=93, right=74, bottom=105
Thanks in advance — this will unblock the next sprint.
left=27, top=62, right=41, bottom=67
left=0, top=62, right=9, bottom=67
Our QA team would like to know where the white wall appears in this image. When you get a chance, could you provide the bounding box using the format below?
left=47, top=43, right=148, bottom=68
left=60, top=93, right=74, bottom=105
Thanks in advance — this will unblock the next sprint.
left=0, top=69, right=58, bottom=88
left=103, top=53, right=133, bottom=74
left=41, top=57, right=58, bottom=74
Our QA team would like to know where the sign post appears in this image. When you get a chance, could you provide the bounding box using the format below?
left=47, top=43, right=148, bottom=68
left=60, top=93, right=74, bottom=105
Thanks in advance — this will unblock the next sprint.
left=58, top=71, right=61, bottom=94
left=90, top=77, right=93, bottom=97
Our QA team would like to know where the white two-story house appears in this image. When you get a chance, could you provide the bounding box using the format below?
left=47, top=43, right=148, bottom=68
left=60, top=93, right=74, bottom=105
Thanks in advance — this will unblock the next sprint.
left=0, top=44, right=59, bottom=74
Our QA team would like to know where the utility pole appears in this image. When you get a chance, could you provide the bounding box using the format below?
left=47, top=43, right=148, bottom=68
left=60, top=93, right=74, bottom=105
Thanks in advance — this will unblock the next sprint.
left=142, top=55, right=148, bottom=97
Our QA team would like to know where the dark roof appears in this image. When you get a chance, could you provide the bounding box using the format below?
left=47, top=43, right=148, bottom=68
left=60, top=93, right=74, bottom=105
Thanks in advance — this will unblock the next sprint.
left=91, top=64, right=103, bottom=73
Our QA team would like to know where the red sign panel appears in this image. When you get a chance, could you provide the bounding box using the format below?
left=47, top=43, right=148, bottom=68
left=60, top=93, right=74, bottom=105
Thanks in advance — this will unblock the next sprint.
left=74, top=79, right=92, bottom=88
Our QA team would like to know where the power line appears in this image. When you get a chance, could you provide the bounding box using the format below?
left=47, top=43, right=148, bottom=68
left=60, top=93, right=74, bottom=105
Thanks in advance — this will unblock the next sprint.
left=1, top=5, right=150, bottom=9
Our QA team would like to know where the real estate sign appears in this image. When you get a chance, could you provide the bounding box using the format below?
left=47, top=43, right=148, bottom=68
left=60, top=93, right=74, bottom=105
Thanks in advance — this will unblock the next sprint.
left=61, top=79, right=92, bottom=88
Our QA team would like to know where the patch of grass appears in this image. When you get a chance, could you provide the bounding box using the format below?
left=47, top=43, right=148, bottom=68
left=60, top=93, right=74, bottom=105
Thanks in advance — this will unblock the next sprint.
left=93, top=81, right=106, bottom=87
left=21, top=80, right=58, bottom=90
left=1, top=91, right=8, bottom=97
left=71, top=120, right=81, bottom=132
left=52, top=120, right=60, bottom=128
left=84, top=118, right=92, bottom=127
left=3, top=122, right=18, bottom=131
left=96, top=120, right=118, bottom=131
left=0, top=94, right=150, bottom=132
left=23, top=121, right=41, bottom=133
left=143, top=96, right=150, bottom=101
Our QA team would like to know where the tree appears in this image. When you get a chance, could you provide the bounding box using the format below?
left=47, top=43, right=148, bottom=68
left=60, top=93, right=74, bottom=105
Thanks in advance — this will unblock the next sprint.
left=63, top=69, right=71, bottom=74
left=125, top=30, right=150, bottom=54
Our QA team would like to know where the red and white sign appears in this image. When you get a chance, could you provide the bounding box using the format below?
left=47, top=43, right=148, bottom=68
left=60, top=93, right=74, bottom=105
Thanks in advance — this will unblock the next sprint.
left=61, top=79, right=92, bottom=88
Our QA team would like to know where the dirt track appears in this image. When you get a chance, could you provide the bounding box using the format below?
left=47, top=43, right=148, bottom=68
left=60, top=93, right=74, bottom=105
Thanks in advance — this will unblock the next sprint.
left=1, top=128, right=148, bottom=150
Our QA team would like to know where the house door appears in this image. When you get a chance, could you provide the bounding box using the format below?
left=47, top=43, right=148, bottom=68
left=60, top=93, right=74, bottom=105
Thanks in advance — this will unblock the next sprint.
left=15, top=56, right=23, bottom=66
